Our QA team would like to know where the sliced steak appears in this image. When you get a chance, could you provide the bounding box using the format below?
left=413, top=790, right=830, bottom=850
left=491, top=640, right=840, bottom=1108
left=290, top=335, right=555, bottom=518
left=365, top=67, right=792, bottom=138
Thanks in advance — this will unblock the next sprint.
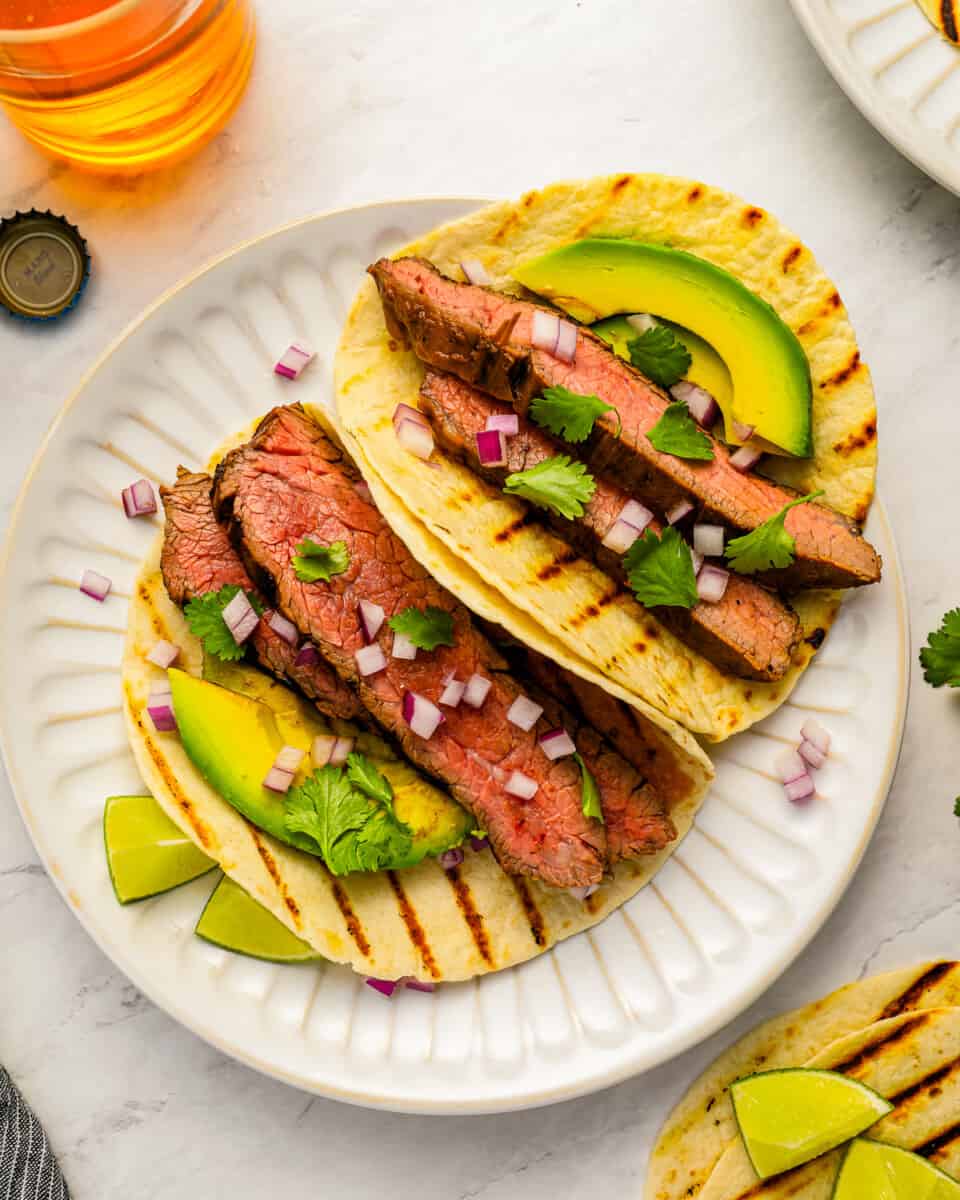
left=160, top=468, right=367, bottom=724
left=214, top=406, right=677, bottom=887
left=369, top=256, right=881, bottom=592
left=420, top=369, right=802, bottom=682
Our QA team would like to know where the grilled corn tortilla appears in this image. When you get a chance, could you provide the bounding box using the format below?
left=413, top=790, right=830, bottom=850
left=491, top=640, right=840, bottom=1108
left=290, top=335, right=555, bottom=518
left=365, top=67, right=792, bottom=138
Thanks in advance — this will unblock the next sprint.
left=334, top=174, right=877, bottom=741
left=123, top=532, right=712, bottom=982
left=646, top=961, right=960, bottom=1200
left=917, top=0, right=960, bottom=42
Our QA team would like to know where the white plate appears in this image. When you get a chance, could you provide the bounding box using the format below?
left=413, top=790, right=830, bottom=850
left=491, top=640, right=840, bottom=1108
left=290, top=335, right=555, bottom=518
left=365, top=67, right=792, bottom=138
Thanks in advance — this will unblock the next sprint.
left=0, top=198, right=908, bottom=1114
left=791, top=0, right=960, bottom=195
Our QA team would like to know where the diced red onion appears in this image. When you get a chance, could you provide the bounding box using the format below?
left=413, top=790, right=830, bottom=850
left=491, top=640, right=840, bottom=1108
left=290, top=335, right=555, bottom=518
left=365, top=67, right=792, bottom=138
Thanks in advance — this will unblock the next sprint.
left=365, top=977, right=398, bottom=998
left=274, top=341, right=315, bottom=380
left=392, top=631, right=418, bottom=661
left=476, top=429, right=506, bottom=467
left=568, top=884, right=599, bottom=901
left=801, top=718, right=831, bottom=755
left=697, top=566, right=730, bottom=604
left=439, top=677, right=466, bottom=707
left=729, top=442, right=764, bottom=473
left=403, top=978, right=436, bottom=993
left=267, top=610, right=299, bottom=646
left=358, top=599, right=385, bottom=643
left=355, top=642, right=387, bottom=677
left=121, top=478, right=157, bottom=519
left=460, top=258, right=491, bottom=286
left=693, top=523, right=725, bottom=558
left=539, top=728, right=576, bottom=760
left=274, top=745, right=304, bottom=774
left=619, top=499, right=654, bottom=531
left=785, top=774, right=815, bottom=804
left=470, top=834, right=490, bottom=852
left=263, top=766, right=294, bottom=793
left=146, top=683, right=176, bottom=733
left=666, top=500, right=694, bottom=526
left=396, top=418, right=435, bottom=460
left=403, top=691, right=444, bottom=740
left=392, top=402, right=429, bottom=431
left=80, top=569, right=112, bottom=602
left=354, top=479, right=373, bottom=504
left=671, top=381, right=719, bottom=428
left=295, top=642, right=319, bottom=667
left=554, top=318, right=578, bottom=364
left=733, top=421, right=755, bottom=442
left=532, top=310, right=560, bottom=355
left=485, top=413, right=519, bottom=435
left=329, top=737, right=353, bottom=767
left=690, top=548, right=705, bottom=576
left=775, top=748, right=808, bottom=784
left=146, top=639, right=179, bottom=668
left=311, top=735, right=336, bottom=768
left=601, top=518, right=641, bottom=555
left=626, top=313, right=657, bottom=334
left=507, top=694, right=544, bottom=732
left=439, top=847, right=464, bottom=871
left=505, top=770, right=539, bottom=800
left=798, top=739, right=826, bottom=770
left=222, top=590, right=259, bottom=645
left=463, top=674, right=492, bottom=709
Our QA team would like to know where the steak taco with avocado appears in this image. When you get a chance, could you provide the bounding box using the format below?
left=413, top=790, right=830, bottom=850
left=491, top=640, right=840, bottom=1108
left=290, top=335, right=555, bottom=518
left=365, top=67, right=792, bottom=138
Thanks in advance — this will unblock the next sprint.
left=122, top=403, right=712, bottom=983
left=334, top=174, right=882, bottom=741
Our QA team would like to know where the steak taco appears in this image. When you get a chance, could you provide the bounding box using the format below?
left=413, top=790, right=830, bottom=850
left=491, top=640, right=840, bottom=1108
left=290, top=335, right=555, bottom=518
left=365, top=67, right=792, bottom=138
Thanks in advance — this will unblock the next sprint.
left=334, top=174, right=882, bottom=740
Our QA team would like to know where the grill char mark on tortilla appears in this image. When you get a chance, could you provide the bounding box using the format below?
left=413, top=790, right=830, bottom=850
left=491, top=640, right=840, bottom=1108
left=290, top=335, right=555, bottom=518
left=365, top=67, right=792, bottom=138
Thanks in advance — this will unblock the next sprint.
left=511, top=877, right=548, bottom=947
left=369, top=256, right=882, bottom=592
left=880, top=961, right=959, bottom=1019
left=212, top=404, right=636, bottom=889
left=828, top=1013, right=934, bottom=1077
left=386, top=870, right=440, bottom=979
left=420, top=369, right=802, bottom=682
left=943, top=0, right=959, bottom=42
left=446, top=866, right=495, bottom=965
left=329, top=878, right=371, bottom=957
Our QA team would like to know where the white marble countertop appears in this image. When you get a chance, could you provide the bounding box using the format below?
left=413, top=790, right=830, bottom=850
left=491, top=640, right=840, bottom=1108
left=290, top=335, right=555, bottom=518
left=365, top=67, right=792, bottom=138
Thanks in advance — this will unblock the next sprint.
left=3, top=1, right=960, bottom=1195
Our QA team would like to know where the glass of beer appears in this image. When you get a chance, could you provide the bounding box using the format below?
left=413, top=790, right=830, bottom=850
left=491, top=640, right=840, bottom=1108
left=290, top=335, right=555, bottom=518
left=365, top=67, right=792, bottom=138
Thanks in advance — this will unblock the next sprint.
left=0, top=0, right=256, bottom=173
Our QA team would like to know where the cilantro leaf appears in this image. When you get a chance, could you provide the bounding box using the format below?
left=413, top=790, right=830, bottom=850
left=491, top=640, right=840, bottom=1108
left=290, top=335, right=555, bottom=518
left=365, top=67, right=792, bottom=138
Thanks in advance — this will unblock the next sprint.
left=920, top=609, right=960, bottom=688
left=529, top=385, right=620, bottom=443
left=388, top=605, right=455, bottom=651
left=724, top=491, right=825, bottom=575
left=346, top=751, right=394, bottom=806
left=284, top=764, right=413, bottom=876
left=184, top=585, right=263, bottom=662
left=627, top=326, right=692, bottom=389
left=292, top=538, right=350, bottom=584
left=573, top=753, right=603, bottom=822
left=502, top=454, right=596, bottom=520
left=647, top=401, right=714, bottom=461
left=623, top=526, right=699, bottom=609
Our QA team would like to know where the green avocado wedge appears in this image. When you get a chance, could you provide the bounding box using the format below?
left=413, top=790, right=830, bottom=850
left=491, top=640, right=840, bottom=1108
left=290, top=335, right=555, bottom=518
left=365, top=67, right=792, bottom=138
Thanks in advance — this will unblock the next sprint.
left=833, top=1139, right=960, bottom=1200
left=195, top=875, right=320, bottom=963
left=104, top=794, right=215, bottom=904
left=513, top=238, right=813, bottom=458
left=168, top=667, right=472, bottom=869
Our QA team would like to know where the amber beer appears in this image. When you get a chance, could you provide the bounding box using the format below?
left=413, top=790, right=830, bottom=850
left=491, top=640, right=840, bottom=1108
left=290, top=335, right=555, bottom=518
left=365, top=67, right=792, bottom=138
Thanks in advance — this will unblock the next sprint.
left=0, top=0, right=255, bottom=172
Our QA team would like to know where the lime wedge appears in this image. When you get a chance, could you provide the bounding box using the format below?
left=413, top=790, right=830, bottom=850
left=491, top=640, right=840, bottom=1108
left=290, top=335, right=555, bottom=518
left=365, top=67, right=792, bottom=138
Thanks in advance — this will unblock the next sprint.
left=834, top=1139, right=960, bottom=1199
left=104, top=794, right=215, bottom=904
left=730, top=1068, right=893, bottom=1179
left=195, top=875, right=320, bottom=963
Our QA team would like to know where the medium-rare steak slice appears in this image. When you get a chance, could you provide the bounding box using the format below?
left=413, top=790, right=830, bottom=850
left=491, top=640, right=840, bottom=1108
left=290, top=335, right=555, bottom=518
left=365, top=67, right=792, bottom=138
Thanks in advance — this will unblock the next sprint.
left=420, top=369, right=802, bottom=682
left=369, top=256, right=881, bottom=592
left=214, top=406, right=678, bottom=886
left=160, top=468, right=367, bottom=724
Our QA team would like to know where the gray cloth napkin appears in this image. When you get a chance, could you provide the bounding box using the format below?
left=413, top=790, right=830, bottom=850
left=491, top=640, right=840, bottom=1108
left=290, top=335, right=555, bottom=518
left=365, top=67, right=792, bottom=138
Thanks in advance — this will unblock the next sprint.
left=0, top=1069, right=70, bottom=1200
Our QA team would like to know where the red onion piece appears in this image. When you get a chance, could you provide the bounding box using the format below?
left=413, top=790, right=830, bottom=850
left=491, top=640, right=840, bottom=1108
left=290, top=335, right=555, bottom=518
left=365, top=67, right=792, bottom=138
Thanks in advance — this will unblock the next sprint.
left=567, top=884, right=599, bottom=901
left=462, top=674, right=491, bottom=709
left=469, top=834, right=490, bottom=852
left=476, top=429, right=506, bottom=467
left=311, top=735, right=336, bottom=768
left=785, top=774, right=815, bottom=804
left=395, top=418, right=435, bottom=460
left=460, top=258, right=491, bottom=286
left=263, top=766, right=295, bottom=793
left=505, top=770, right=539, bottom=800
left=729, top=442, right=764, bottom=473
left=358, top=599, right=385, bottom=643
left=693, top=523, right=725, bottom=558
left=798, top=739, right=826, bottom=770
left=601, top=518, right=641, bottom=555
left=439, top=847, right=464, bottom=871
left=801, top=718, right=831, bottom=755
left=274, top=745, right=304, bottom=774
left=295, top=642, right=319, bottom=667
left=619, top=499, right=654, bottom=532
left=146, top=639, right=179, bottom=669
left=531, top=309, right=560, bottom=355
left=392, top=402, right=429, bottom=431
left=354, top=479, right=374, bottom=504
left=507, top=694, right=544, bottom=732
left=485, top=413, right=519, bottom=435
left=365, top=977, right=398, bottom=998
left=267, top=610, right=299, bottom=646
left=733, top=421, right=755, bottom=442
left=392, top=631, right=417, bottom=661
left=403, top=691, right=444, bottom=739
left=222, top=591, right=258, bottom=645
left=355, top=642, right=387, bottom=677
left=775, top=748, right=808, bottom=784
left=80, top=569, right=112, bottom=602
left=554, top=318, right=578, bottom=364
left=329, top=737, right=353, bottom=767
left=666, top=500, right=694, bottom=526
left=539, top=728, right=576, bottom=760
left=690, top=549, right=705, bottom=576
left=671, top=381, right=719, bottom=428
left=403, top=978, right=437, bottom=993
left=121, top=478, right=157, bottom=518
left=146, top=684, right=176, bottom=732
left=439, top=677, right=466, bottom=707
left=274, top=341, right=315, bottom=380
left=626, top=313, right=656, bottom=334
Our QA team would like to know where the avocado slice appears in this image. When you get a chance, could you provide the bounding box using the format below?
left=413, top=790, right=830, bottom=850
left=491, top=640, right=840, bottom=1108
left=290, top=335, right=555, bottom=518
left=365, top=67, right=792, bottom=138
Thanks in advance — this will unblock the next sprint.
left=168, top=667, right=471, bottom=870
left=513, top=238, right=813, bottom=458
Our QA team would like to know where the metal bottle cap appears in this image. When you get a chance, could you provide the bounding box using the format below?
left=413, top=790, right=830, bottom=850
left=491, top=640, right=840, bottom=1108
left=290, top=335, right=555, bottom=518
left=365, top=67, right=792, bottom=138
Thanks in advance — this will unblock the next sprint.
left=0, top=209, right=90, bottom=321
